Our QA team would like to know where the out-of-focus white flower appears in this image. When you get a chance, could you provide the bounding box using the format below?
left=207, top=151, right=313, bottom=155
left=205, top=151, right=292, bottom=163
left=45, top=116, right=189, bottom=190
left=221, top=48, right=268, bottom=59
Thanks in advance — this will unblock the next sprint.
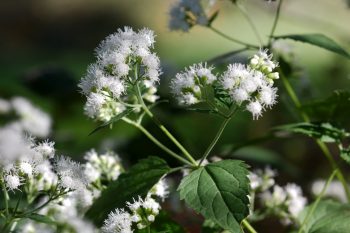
left=84, top=149, right=123, bottom=184
left=19, top=221, right=55, bottom=233
left=148, top=178, right=169, bottom=201
left=102, top=209, right=133, bottom=233
left=259, top=182, right=307, bottom=225
left=79, top=27, right=161, bottom=123
left=249, top=167, right=276, bottom=191
left=0, top=98, right=11, bottom=114
left=285, top=183, right=307, bottom=218
left=11, top=97, right=52, bottom=138
left=311, top=180, right=347, bottom=203
left=169, top=0, right=214, bottom=31
left=0, top=123, right=35, bottom=168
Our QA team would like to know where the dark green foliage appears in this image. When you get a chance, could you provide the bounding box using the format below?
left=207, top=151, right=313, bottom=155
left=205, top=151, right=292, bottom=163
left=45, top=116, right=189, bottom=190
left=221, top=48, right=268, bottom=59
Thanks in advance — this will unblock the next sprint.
left=85, top=156, right=170, bottom=226
left=298, top=200, right=350, bottom=233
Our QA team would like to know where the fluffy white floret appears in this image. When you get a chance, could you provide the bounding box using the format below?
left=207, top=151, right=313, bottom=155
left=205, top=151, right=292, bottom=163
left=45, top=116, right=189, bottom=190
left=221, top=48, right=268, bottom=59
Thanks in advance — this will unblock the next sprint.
left=102, top=209, right=133, bottom=233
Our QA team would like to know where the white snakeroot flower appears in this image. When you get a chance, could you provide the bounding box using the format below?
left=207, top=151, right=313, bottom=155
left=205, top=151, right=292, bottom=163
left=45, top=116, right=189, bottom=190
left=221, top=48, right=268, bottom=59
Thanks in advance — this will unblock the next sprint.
left=217, top=51, right=279, bottom=119
left=246, top=101, right=263, bottom=119
left=34, top=141, right=55, bottom=159
left=171, top=63, right=217, bottom=105
left=35, top=160, right=58, bottom=190
left=5, top=174, right=22, bottom=191
left=55, top=156, right=87, bottom=191
left=102, top=209, right=133, bottom=233
left=19, top=161, right=34, bottom=177
left=84, top=149, right=123, bottom=183
left=79, top=27, right=161, bottom=123
left=11, top=97, right=52, bottom=138
left=148, top=178, right=169, bottom=201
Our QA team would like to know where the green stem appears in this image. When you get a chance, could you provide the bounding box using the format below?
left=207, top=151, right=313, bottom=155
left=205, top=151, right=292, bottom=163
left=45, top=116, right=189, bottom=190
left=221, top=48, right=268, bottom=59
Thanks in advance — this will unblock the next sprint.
left=199, top=117, right=231, bottom=165
left=134, top=79, right=197, bottom=166
left=298, top=169, right=338, bottom=233
left=280, top=71, right=350, bottom=202
left=208, top=26, right=259, bottom=49
left=280, top=73, right=309, bottom=122
left=123, top=118, right=193, bottom=166
left=242, top=219, right=258, bottom=233
left=268, top=0, right=284, bottom=45
left=1, top=173, right=9, bottom=217
left=236, top=2, right=263, bottom=46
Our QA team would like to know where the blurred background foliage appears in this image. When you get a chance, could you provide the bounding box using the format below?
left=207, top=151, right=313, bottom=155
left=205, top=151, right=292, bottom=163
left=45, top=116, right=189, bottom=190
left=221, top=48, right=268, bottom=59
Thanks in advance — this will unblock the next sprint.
left=0, top=0, right=350, bottom=231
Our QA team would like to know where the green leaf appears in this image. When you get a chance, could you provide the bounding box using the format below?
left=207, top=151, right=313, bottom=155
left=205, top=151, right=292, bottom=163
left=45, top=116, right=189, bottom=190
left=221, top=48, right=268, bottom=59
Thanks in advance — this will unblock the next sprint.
left=136, top=210, right=186, bottom=233
left=301, top=90, right=350, bottom=126
left=273, top=122, right=349, bottom=143
left=85, top=156, right=170, bottom=226
left=178, top=160, right=250, bottom=233
left=298, top=200, right=350, bottom=233
left=26, top=213, right=56, bottom=225
left=89, top=108, right=134, bottom=135
left=273, top=34, right=350, bottom=59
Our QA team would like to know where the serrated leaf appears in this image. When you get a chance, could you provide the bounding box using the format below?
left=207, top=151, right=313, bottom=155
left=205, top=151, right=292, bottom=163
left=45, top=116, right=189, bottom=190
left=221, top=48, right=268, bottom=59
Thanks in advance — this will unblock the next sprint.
left=26, top=213, right=56, bottom=225
left=136, top=211, right=186, bottom=233
left=273, top=122, right=349, bottom=143
left=273, top=34, right=350, bottom=59
left=85, top=156, right=170, bottom=226
left=89, top=108, right=134, bottom=135
left=298, top=200, right=350, bottom=233
left=301, top=90, right=350, bottom=126
left=178, top=160, right=250, bottom=233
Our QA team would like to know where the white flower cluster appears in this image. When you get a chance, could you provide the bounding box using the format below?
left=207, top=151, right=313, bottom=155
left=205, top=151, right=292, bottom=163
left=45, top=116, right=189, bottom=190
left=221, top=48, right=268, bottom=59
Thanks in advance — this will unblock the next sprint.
left=102, top=179, right=168, bottom=233
left=219, top=50, right=279, bottom=119
left=79, top=27, right=161, bottom=122
left=249, top=167, right=276, bottom=191
left=169, top=0, right=211, bottom=31
left=171, top=63, right=216, bottom=105
left=83, top=149, right=124, bottom=200
left=260, top=183, right=307, bottom=225
left=170, top=50, right=279, bottom=119
left=0, top=131, right=87, bottom=196
left=84, top=149, right=123, bottom=184
left=0, top=97, right=51, bottom=138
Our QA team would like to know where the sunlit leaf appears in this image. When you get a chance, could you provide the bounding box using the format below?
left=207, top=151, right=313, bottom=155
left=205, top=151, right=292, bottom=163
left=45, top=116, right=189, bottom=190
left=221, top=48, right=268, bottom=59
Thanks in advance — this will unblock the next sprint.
left=273, top=34, right=350, bottom=59
left=178, top=160, right=250, bottom=232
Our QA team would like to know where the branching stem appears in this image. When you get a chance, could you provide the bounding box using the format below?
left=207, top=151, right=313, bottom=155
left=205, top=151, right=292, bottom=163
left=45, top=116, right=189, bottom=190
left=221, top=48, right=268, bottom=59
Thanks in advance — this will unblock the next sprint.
left=280, top=71, right=350, bottom=202
left=242, top=219, right=258, bottom=233
left=208, top=26, right=259, bottom=49
left=298, top=169, right=338, bottom=233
